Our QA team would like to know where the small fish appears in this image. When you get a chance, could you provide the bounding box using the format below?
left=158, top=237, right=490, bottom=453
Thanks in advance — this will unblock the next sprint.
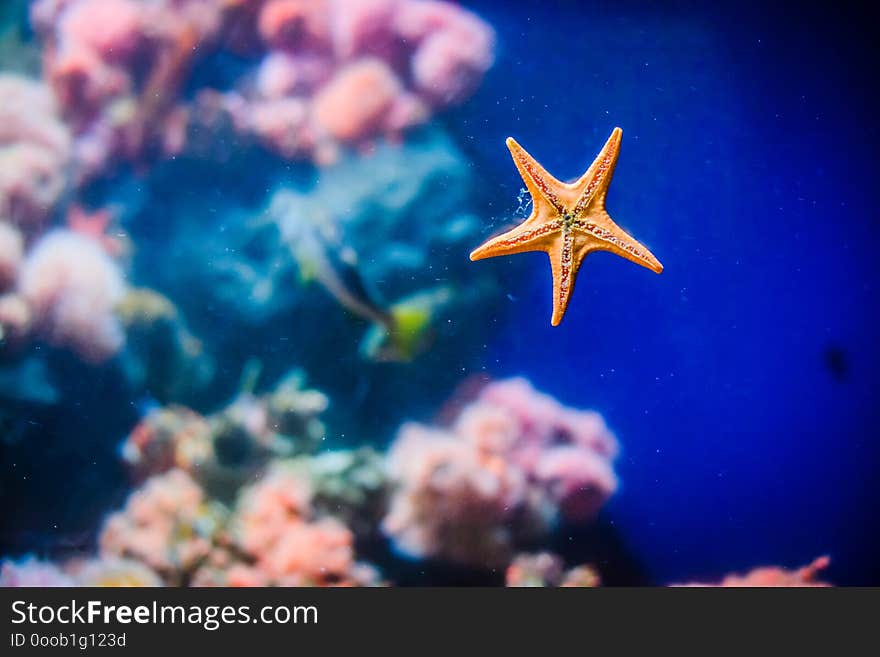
left=360, top=286, right=452, bottom=363
left=282, top=210, right=443, bottom=363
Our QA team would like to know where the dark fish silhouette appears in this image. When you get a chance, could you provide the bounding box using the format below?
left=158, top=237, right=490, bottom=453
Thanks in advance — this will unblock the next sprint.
left=823, top=345, right=849, bottom=381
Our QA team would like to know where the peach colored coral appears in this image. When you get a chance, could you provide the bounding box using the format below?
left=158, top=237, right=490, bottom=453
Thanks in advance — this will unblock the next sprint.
left=230, top=461, right=379, bottom=586
left=685, top=556, right=832, bottom=587
left=232, top=462, right=313, bottom=556
left=99, top=469, right=217, bottom=579
left=261, top=517, right=354, bottom=584
left=18, top=230, right=126, bottom=363
left=311, top=58, right=401, bottom=143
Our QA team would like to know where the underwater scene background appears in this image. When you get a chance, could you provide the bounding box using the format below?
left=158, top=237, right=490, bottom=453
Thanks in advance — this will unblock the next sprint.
left=0, top=0, right=877, bottom=587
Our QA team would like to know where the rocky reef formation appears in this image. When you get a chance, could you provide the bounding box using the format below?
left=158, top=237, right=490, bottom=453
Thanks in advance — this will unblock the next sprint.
left=1, top=378, right=619, bottom=586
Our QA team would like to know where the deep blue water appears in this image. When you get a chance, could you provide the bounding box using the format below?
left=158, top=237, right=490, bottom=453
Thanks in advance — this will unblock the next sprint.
left=457, top=0, right=879, bottom=585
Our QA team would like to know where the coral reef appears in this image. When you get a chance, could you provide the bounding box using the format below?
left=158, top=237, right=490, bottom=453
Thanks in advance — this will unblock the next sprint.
left=0, top=556, right=74, bottom=587
left=68, top=557, right=163, bottom=587
left=0, top=377, right=837, bottom=587
left=0, top=2, right=501, bottom=461
left=505, top=552, right=601, bottom=587
left=0, top=75, right=130, bottom=364
left=28, top=0, right=494, bottom=173
left=0, top=74, right=71, bottom=232
left=675, top=557, right=832, bottom=587
left=99, top=469, right=227, bottom=585
left=121, top=369, right=328, bottom=494
left=382, top=378, right=619, bottom=566
left=225, top=461, right=381, bottom=586
left=18, top=229, right=127, bottom=363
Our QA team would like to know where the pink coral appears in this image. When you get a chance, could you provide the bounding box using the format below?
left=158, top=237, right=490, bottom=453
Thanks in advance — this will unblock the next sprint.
left=246, top=98, right=315, bottom=159
left=258, top=0, right=332, bottom=52
left=57, top=0, right=146, bottom=63
left=18, top=230, right=126, bottom=363
left=329, top=0, right=399, bottom=60
left=47, top=44, right=131, bottom=117
left=383, top=423, right=531, bottom=566
left=232, top=462, right=313, bottom=556
left=396, top=0, right=495, bottom=105
left=256, top=51, right=332, bottom=98
left=28, top=0, right=494, bottom=170
left=0, top=75, right=71, bottom=231
left=382, top=378, right=619, bottom=566
left=455, top=378, right=619, bottom=522
left=260, top=518, right=355, bottom=585
left=678, top=557, right=832, bottom=587
left=230, top=462, right=379, bottom=586
left=0, top=556, right=74, bottom=587
left=311, top=58, right=402, bottom=143
left=533, top=445, right=618, bottom=521
left=99, top=470, right=221, bottom=580
left=410, top=11, right=494, bottom=105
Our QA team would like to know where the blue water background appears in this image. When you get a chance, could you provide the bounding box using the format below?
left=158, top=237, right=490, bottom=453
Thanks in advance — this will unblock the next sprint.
left=455, top=0, right=879, bottom=585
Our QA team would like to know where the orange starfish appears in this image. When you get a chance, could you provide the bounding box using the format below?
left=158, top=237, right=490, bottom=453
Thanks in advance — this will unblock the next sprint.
left=470, top=128, right=663, bottom=326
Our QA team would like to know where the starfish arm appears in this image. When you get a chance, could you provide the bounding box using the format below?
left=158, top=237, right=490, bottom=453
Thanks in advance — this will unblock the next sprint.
left=572, top=127, right=622, bottom=215
left=506, top=137, right=566, bottom=214
left=574, top=213, right=663, bottom=274
left=470, top=217, right=562, bottom=261
left=549, top=231, right=580, bottom=326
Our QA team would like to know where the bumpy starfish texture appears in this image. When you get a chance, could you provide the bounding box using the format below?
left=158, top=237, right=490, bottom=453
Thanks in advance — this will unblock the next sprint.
left=470, top=128, right=662, bottom=326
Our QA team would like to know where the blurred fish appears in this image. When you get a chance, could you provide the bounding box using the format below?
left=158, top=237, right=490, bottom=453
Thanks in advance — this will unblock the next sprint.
left=360, top=286, right=452, bottom=363
left=284, top=214, right=443, bottom=363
